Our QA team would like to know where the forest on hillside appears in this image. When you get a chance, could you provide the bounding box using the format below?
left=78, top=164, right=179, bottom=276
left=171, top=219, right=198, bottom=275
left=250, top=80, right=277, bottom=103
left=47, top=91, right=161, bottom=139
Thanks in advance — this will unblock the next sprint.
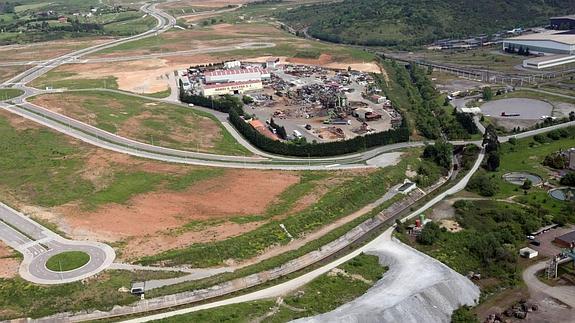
left=278, top=0, right=575, bottom=47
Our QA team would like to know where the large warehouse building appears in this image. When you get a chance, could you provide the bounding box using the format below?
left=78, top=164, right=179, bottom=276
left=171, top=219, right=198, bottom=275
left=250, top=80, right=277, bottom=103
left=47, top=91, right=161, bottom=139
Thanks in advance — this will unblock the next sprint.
left=502, top=30, right=575, bottom=55
left=551, top=15, right=575, bottom=30
left=204, top=68, right=270, bottom=84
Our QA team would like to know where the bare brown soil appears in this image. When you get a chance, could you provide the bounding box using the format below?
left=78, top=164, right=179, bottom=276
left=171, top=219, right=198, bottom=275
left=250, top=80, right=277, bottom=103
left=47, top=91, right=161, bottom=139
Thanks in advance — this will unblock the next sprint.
left=54, top=169, right=299, bottom=243
left=46, top=55, right=216, bottom=93
left=0, top=241, right=18, bottom=279
left=249, top=55, right=382, bottom=74
left=121, top=221, right=264, bottom=260
left=0, top=66, right=27, bottom=83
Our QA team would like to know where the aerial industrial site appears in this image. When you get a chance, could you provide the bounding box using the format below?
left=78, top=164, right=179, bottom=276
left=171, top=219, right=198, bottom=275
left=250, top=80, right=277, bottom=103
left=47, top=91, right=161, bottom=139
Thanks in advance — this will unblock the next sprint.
left=0, top=1, right=574, bottom=323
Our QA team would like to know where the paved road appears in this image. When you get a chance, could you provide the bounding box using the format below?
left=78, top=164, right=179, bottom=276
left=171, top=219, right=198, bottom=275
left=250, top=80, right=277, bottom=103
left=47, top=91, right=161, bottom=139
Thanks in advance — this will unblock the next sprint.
left=121, top=150, right=485, bottom=322
left=0, top=203, right=115, bottom=284
left=523, top=260, right=575, bottom=308
left=0, top=2, right=175, bottom=285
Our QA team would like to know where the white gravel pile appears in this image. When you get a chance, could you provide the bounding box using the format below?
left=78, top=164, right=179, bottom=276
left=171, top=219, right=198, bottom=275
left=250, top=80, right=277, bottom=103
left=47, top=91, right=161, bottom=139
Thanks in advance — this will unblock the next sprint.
left=292, top=236, right=480, bottom=323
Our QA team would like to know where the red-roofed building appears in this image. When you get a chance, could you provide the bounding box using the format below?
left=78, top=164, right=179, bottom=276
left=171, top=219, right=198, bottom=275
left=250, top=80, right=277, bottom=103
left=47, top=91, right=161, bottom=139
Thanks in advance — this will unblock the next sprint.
left=204, top=68, right=270, bottom=84
left=249, top=119, right=279, bottom=141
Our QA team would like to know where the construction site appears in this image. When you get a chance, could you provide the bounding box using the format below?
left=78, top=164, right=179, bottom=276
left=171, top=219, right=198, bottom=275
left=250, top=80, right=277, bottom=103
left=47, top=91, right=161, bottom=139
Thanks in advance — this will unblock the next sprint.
left=179, top=60, right=402, bottom=142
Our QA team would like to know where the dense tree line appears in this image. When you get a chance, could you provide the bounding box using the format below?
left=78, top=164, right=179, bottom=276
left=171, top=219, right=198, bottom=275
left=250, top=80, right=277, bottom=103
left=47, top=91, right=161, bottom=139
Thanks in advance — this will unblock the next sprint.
left=278, top=0, right=572, bottom=48
left=180, top=91, right=244, bottom=114
left=229, top=108, right=410, bottom=157
left=390, top=62, right=477, bottom=140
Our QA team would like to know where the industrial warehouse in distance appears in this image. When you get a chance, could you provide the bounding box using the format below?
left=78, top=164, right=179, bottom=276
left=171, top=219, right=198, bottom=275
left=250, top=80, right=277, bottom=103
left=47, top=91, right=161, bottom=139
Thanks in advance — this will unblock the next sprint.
left=502, top=15, right=575, bottom=69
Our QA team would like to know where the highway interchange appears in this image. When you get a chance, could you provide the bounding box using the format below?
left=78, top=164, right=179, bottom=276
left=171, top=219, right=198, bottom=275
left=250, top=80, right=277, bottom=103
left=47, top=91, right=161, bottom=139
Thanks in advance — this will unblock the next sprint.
left=0, top=2, right=574, bottom=321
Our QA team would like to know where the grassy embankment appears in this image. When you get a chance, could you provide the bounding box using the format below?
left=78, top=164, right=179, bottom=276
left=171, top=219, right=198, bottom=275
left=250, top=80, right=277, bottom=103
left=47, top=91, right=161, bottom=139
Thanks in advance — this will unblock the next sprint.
left=0, top=270, right=185, bottom=320
left=155, top=253, right=387, bottom=323
left=137, top=147, right=433, bottom=268
left=28, top=91, right=248, bottom=155
left=0, top=111, right=224, bottom=209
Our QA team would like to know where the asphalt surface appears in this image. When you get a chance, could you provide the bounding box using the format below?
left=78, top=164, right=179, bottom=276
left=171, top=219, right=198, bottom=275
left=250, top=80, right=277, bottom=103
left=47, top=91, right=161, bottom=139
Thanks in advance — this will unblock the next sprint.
left=0, top=202, right=115, bottom=284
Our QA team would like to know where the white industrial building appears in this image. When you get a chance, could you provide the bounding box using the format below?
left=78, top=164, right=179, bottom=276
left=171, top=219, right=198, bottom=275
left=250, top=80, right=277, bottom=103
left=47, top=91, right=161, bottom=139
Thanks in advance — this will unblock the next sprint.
left=519, top=247, right=538, bottom=259
left=502, top=30, right=575, bottom=69
left=523, top=54, right=575, bottom=69
left=201, top=80, right=263, bottom=97
left=204, top=68, right=270, bottom=84
left=502, top=31, right=575, bottom=55
left=223, top=60, right=241, bottom=69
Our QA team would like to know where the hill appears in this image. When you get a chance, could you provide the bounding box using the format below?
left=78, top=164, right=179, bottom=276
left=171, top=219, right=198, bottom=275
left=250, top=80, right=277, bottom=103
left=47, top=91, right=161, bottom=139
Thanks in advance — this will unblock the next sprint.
left=278, top=0, right=575, bottom=47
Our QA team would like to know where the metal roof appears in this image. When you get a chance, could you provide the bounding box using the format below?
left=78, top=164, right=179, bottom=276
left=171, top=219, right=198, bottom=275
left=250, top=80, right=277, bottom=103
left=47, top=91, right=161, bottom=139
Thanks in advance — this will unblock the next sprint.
left=205, top=68, right=268, bottom=77
left=508, top=30, right=575, bottom=46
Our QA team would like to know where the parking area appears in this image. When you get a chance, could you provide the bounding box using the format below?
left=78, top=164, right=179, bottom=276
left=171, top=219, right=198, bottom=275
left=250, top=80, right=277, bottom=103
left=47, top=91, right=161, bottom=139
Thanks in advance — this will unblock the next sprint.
left=529, top=225, right=575, bottom=258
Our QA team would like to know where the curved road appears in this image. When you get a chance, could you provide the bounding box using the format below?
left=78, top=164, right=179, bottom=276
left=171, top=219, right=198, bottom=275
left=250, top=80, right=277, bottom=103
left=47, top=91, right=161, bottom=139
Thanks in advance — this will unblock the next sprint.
left=0, top=202, right=115, bottom=284
left=0, top=3, right=177, bottom=285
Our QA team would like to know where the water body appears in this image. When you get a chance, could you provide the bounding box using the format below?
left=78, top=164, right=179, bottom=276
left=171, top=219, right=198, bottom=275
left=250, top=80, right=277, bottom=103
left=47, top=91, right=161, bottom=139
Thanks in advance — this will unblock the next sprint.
left=549, top=187, right=575, bottom=201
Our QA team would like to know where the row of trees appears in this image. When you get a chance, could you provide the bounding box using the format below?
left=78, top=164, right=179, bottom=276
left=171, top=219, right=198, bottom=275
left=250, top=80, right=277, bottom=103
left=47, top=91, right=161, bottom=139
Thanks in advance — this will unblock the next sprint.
left=391, top=62, right=478, bottom=140
left=504, top=44, right=531, bottom=56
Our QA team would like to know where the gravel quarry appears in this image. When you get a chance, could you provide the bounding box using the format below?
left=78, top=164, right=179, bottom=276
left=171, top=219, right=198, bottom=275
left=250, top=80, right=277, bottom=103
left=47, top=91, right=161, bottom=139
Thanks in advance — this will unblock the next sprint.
left=293, top=233, right=480, bottom=323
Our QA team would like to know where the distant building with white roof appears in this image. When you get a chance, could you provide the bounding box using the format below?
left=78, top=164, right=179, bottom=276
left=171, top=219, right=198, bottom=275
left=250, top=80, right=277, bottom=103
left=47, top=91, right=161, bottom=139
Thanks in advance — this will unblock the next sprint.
left=204, top=68, right=270, bottom=84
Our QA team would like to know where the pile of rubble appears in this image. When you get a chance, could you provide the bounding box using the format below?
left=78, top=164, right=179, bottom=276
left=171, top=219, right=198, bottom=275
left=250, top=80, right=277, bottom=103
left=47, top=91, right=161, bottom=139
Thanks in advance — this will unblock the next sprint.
left=484, top=300, right=539, bottom=322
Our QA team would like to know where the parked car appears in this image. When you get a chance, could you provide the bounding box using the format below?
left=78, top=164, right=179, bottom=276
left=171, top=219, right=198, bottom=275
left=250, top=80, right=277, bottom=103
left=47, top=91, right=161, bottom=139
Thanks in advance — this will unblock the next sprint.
left=530, top=240, right=541, bottom=246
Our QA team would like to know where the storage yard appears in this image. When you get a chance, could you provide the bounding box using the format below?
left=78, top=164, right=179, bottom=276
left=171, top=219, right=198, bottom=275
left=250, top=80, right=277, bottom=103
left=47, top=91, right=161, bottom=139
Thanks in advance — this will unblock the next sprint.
left=180, top=60, right=401, bottom=142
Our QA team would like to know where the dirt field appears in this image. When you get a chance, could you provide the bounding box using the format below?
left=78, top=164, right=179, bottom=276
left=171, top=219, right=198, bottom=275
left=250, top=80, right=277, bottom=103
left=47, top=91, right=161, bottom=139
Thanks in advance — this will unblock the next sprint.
left=0, top=66, right=27, bottom=83
left=39, top=56, right=214, bottom=93
left=53, top=169, right=299, bottom=239
left=249, top=54, right=381, bottom=74
left=0, top=241, right=19, bottom=279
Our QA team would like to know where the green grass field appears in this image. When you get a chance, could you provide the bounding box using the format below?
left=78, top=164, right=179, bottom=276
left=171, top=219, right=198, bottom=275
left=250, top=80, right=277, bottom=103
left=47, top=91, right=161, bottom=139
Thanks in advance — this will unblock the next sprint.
left=155, top=253, right=387, bottom=322
left=31, top=71, right=119, bottom=90
left=0, top=89, right=24, bottom=100
left=29, top=91, right=249, bottom=155
left=0, top=112, right=234, bottom=209
left=46, top=251, right=90, bottom=271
